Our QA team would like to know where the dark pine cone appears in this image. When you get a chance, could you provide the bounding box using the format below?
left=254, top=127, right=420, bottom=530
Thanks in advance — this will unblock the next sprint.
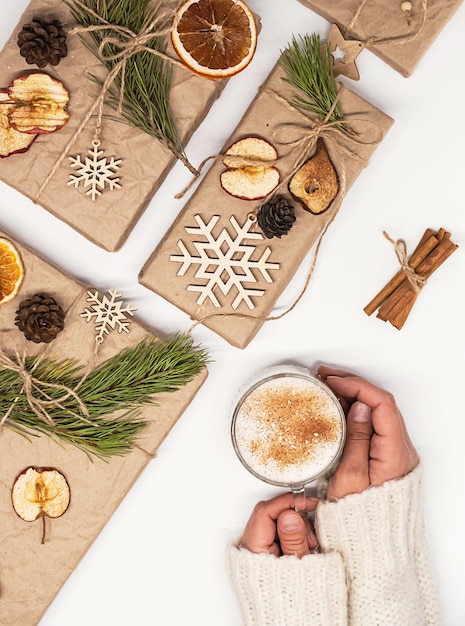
left=15, top=294, right=65, bottom=343
left=17, top=16, right=67, bottom=68
left=257, top=195, right=296, bottom=239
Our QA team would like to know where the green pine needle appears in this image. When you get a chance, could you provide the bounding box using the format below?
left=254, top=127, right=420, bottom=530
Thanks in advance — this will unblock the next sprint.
left=0, top=334, right=209, bottom=460
left=280, top=33, right=348, bottom=132
left=66, top=0, right=196, bottom=173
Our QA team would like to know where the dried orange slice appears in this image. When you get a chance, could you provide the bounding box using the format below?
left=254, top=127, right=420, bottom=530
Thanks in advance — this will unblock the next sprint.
left=172, top=0, right=257, bottom=79
left=0, top=238, right=24, bottom=305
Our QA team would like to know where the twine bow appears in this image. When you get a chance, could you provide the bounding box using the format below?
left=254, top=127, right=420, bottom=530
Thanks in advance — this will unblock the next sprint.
left=383, top=231, right=426, bottom=293
left=268, top=82, right=385, bottom=184
left=267, top=85, right=350, bottom=200
left=0, top=350, right=90, bottom=429
left=69, top=0, right=184, bottom=116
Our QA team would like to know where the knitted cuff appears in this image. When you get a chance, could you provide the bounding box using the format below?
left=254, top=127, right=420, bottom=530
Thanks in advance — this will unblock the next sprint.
left=227, top=544, right=347, bottom=626
left=316, top=464, right=442, bottom=625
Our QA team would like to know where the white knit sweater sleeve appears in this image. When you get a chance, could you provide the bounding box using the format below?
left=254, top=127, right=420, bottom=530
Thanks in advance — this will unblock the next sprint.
left=316, top=464, right=443, bottom=626
left=227, top=544, right=348, bottom=626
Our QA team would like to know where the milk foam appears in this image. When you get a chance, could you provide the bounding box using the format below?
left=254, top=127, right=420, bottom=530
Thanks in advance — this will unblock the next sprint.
left=233, top=375, right=344, bottom=485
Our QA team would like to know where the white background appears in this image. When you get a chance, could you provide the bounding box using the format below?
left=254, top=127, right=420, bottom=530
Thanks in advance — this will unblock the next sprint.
left=1, top=1, right=464, bottom=624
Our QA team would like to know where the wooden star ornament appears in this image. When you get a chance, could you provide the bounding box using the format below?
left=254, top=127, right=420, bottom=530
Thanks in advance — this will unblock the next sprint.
left=325, top=24, right=363, bottom=81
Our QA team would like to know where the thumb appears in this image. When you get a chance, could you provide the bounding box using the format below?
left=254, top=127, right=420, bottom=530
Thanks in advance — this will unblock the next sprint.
left=277, top=510, right=314, bottom=557
left=345, top=400, right=373, bottom=453
left=328, top=401, right=372, bottom=499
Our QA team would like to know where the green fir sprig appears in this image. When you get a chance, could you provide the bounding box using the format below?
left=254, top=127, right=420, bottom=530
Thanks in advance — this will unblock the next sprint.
left=1, top=334, right=208, bottom=460
left=280, top=33, right=348, bottom=133
left=67, top=0, right=197, bottom=174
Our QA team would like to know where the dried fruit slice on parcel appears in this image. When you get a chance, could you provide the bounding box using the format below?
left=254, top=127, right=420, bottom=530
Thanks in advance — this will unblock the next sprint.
left=172, top=0, right=257, bottom=78
left=0, top=90, right=37, bottom=157
left=12, top=467, right=70, bottom=544
left=288, top=138, right=339, bottom=214
left=7, top=72, right=69, bottom=134
left=220, top=136, right=280, bottom=200
left=0, top=238, right=24, bottom=305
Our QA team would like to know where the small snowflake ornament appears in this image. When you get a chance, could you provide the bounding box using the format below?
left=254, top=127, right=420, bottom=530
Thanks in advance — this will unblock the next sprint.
left=68, top=139, right=122, bottom=201
left=170, top=214, right=280, bottom=310
left=81, top=288, right=137, bottom=344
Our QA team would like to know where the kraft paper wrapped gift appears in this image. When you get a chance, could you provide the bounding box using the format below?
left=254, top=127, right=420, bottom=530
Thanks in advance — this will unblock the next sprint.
left=298, top=0, right=463, bottom=77
left=0, top=230, right=207, bottom=626
left=139, top=57, right=394, bottom=349
left=0, top=0, right=227, bottom=251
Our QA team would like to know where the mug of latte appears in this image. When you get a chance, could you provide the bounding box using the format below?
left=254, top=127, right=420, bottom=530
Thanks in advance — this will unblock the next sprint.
left=231, top=365, right=346, bottom=493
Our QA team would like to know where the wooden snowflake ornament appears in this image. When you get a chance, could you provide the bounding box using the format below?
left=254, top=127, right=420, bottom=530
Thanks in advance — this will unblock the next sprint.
left=68, top=140, right=122, bottom=201
left=81, top=288, right=137, bottom=344
left=170, top=214, right=279, bottom=310
left=326, top=24, right=363, bottom=81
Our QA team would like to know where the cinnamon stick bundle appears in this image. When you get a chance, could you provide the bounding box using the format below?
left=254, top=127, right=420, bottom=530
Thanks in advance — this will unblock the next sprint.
left=364, top=228, right=458, bottom=329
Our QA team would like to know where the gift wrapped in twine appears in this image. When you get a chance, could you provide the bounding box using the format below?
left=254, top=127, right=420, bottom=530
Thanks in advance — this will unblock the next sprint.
left=187, top=83, right=385, bottom=332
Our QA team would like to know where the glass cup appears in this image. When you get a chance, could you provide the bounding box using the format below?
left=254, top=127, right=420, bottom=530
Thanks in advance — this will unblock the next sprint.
left=231, top=365, right=346, bottom=511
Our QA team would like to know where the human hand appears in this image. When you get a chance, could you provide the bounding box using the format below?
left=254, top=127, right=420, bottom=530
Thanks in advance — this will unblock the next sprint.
left=318, top=365, right=419, bottom=500
left=240, top=492, right=319, bottom=558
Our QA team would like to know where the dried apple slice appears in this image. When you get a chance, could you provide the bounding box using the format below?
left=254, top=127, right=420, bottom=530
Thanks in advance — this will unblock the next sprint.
left=0, top=90, right=37, bottom=157
left=12, top=466, right=70, bottom=544
left=220, top=136, right=280, bottom=200
left=7, top=72, right=69, bottom=134
left=288, top=138, right=339, bottom=215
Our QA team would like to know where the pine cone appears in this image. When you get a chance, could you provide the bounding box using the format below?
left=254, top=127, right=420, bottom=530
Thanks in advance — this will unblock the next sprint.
left=257, top=196, right=296, bottom=239
left=15, top=294, right=65, bottom=343
left=17, top=17, right=67, bottom=68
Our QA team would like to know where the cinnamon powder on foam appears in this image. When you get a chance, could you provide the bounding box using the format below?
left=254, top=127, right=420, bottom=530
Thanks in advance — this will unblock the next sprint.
left=244, top=383, right=341, bottom=470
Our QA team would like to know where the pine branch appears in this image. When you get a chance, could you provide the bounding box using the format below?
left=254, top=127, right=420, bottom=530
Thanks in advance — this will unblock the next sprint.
left=66, top=0, right=197, bottom=173
left=280, top=34, right=348, bottom=132
left=0, top=334, right=209, bottom=459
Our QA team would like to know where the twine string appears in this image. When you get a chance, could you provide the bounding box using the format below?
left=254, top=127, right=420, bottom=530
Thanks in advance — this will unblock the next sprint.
left=383, top=231, right=426, bottom=293
left=346, top=0, right=428, bottom=48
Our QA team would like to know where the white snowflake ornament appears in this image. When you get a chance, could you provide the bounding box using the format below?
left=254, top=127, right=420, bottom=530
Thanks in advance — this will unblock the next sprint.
left=81, top=288, right=137, bottom=344
left=170, top=214, right=280, bottom=310
left=68, top=140, right=122, bottom=201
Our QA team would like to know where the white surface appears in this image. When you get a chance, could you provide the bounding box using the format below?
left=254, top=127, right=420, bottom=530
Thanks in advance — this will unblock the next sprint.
left=1, top=1, right=464, bottom=625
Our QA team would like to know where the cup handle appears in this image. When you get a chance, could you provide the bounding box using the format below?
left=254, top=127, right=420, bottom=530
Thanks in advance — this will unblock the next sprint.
left=292, top=486, right=320, bottom=553
left=292, top=486, right=308, bottom=516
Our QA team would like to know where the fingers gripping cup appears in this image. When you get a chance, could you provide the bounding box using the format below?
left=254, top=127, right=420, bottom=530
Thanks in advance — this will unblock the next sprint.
left=231, top=366, right=346, bottom=509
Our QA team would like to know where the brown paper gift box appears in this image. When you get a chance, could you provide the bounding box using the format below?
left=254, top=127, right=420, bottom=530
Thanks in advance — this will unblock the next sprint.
left=0, top=0, right=227, bottom=251
left=0, top=230, right=207, bottom=625
left=297, top=0, right=463, bottom=77
left=139, top=59, right=394, bottom=349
